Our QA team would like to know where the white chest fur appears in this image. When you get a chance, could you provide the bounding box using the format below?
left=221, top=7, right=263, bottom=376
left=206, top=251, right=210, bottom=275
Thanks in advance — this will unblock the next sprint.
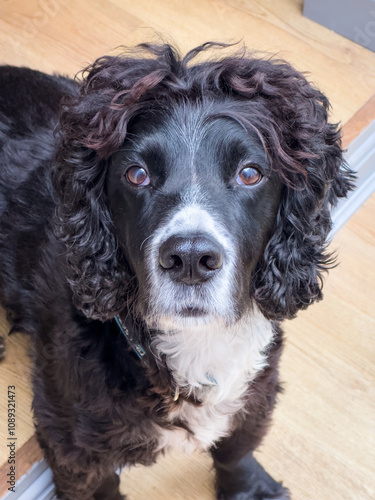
left=153, top=307, right=275, bottom=453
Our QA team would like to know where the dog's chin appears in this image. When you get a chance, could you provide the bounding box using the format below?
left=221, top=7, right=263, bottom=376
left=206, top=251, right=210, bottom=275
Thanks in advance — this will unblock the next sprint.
left=145, top=308, right=233, bottom=332
left=179, top=306, right=207, bottom=318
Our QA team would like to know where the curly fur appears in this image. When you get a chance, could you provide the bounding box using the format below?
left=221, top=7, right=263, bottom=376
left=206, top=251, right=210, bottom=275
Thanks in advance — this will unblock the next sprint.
left=0, top=42, right=354, bottom=500
left=53, top=43, right=353, bottom=323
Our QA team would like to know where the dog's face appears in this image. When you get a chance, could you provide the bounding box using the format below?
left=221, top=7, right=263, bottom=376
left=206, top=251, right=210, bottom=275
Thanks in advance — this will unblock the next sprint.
left=107, top=101, right=282, bottom=329
left=57, top=44, right=353, bottom=323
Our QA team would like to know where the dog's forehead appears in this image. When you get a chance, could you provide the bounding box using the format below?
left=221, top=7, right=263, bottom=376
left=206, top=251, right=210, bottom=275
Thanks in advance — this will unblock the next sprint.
left=128, top=101, right=268, bottom=169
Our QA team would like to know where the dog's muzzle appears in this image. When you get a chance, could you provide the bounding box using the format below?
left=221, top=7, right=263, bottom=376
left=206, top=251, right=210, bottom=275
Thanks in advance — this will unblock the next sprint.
left=158, top=235, right=224, bottom=285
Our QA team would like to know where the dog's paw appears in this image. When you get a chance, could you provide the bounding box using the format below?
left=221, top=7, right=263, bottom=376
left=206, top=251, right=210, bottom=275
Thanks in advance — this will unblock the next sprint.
left=262, top=486, right=291, bottom=500
left=94, top=491, right=126, bottom=500
left=0, top=336, right=5, bottom=361
left=93, top=492, right=126, bottom=500
left=217, top=484, right=291, bottom=500
left=92, top=473, right=126, bottom=500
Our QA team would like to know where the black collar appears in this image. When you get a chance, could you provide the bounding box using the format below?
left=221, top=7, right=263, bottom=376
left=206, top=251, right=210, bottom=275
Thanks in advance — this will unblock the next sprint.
left=114, top=315, right=218, bottom=401
left=114, top=315, right=185, bottom=400
left=114, top=315, right=148, bottom=366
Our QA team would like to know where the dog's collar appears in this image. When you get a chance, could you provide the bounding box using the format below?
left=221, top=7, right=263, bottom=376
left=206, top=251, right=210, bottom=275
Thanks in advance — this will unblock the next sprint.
left=114, top=314, right=218, bottom=401
left=114, top=315, right=148, bottom=366
left=114, top=315, right=181, bottom=400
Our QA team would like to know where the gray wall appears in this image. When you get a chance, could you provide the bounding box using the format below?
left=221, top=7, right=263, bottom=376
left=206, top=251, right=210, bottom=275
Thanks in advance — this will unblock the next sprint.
left=303, top=0, right=375, bottom=52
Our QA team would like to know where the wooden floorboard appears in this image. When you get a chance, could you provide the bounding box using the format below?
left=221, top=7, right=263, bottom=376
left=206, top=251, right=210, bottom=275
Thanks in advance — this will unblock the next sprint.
left=0, top=0, right=374, bottom=498
left=0, top=436, right=42, bottom=498
left=342, top=93, right=375, bottom=148
left=0, top=0, right=375, bottom=124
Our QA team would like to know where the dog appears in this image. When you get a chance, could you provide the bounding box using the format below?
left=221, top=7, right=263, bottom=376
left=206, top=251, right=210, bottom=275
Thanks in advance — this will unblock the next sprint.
left=0, top=42, right=354, bottom=500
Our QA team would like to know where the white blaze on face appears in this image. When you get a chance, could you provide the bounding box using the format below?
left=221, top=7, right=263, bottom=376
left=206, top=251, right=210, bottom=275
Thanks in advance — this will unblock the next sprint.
left=145, top=196, right=239, bottom=329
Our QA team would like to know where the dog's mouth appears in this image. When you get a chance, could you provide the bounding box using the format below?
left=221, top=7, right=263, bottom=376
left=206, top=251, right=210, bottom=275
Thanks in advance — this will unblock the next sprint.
left=179, top=306, right=207, bottom=317
left=143, top=302, right=217, bottom=331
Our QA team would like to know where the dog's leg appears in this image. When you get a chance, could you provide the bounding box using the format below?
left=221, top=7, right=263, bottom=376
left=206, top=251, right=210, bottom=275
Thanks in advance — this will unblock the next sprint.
left=211, top=404, right=290, bottom=500
left=212, top=446, right=290, bottom=500
left=211, top=334, right=289, bottom=500
left=51, top=463, right=125, bottom=500
left=56, top=471, right=125, bottom=500
left=93, top=472, right=125, bottom=500
left=53, top=470, right=125, bottom=500
left=35, top=427, right=125, bottom=500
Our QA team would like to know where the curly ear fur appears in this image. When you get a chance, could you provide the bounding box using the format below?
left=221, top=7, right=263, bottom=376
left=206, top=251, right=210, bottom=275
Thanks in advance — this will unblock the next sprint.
left=53, top=150, right=132, bottom=320
left=245, top=72, right=355, bottom=320
left=54, top=42, right=354, bottom=322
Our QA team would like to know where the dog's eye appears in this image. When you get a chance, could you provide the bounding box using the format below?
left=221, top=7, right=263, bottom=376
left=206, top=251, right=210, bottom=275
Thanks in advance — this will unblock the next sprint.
left=125, top=166, right=150, bottom=186
left=237, top=165, right=263, bottom=186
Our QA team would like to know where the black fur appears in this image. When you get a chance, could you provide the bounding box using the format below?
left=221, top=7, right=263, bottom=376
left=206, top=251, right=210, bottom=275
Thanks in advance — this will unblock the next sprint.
left=0, top=43, right=354, bottom=500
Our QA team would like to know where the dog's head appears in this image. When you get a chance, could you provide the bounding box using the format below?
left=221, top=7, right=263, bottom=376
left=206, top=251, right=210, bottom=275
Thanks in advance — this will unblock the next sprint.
left=55, top=43, right=354, bottom=328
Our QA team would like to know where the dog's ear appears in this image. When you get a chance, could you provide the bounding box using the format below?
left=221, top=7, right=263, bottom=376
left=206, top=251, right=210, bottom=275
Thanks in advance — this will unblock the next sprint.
left=192, top=53, right=354, bottom=320
left=54, top=148, right=131, bottom=322
left=54, top=48, right=179, bottom=321
left=234, top=61, right=356, bottom=320
left=253, top=161, right=353, bottom=321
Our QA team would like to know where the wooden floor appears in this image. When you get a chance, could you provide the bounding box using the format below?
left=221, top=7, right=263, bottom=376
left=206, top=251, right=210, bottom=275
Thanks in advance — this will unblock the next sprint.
left=0, top=0, right=374, bottom=499
left=1, top=0, right=375, bottom=124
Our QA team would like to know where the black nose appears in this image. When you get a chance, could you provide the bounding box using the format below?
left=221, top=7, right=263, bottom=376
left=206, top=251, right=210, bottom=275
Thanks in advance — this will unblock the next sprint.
left=159, top=235, right=224, bottom=285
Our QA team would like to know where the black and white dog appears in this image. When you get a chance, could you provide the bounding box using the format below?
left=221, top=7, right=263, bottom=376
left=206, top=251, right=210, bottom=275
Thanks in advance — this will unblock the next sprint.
left=0, top=43, right=353, bottom=500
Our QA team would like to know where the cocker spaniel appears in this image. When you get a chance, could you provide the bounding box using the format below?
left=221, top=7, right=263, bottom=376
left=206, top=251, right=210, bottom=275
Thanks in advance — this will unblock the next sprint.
left=0, top=43, right=354, bottom=500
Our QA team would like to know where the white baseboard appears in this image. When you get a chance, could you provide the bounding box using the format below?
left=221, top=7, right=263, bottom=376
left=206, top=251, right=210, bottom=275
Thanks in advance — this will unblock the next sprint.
left=2, top=459, right=55, bottom=500
left=331, top=119, right=375, bottom=235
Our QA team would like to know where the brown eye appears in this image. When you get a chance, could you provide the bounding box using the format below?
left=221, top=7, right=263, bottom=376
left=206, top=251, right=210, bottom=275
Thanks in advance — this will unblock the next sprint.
left=237, top=166, right=263, bottom=186
left=125, top=166, right=150, bottom=186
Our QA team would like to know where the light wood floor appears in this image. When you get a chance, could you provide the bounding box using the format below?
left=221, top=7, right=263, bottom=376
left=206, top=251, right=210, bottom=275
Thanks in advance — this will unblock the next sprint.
left=1, top=0, right=375, bottom=124
left=0, top=0, right=374, bottom=499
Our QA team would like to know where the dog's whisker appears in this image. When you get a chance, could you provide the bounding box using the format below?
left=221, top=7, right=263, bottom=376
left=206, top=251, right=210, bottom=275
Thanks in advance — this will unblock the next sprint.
left=139, top=234, right=153, bottom=251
